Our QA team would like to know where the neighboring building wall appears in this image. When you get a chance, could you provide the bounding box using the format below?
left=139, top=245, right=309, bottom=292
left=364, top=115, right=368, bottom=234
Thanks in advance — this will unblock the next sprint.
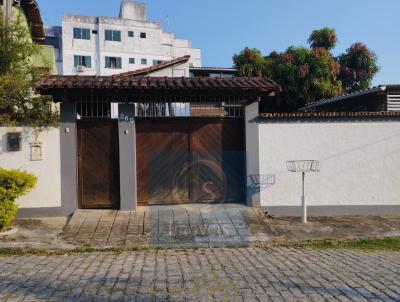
left=0, top=128, right=61, bottom=209
left=146, top=61, right=190, bottom=77
left=62, top=2, right=201, bottom=76
left=0, top=4, right=61, bottom=216
left=33, top=44, right=58, bottom=75
left=44, top=26, right=63, bottom=74
left=250, top=116, right=400, bottom=215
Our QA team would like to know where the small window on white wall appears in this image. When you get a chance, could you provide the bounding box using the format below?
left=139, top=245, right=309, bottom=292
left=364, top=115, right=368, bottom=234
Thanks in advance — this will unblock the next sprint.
left=105, top=57, right=122, bottom=69
left=141, top=58, right=147, bottom=65
left=74, top=55, right=92, bottom=68
left=105, top=30, right=121, bottom=42
left=73, top=28, right=90, bottom=40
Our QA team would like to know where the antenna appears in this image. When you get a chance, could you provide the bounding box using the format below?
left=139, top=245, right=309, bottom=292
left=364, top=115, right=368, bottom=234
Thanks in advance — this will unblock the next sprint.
left=165, top=14, right=175, bottom=58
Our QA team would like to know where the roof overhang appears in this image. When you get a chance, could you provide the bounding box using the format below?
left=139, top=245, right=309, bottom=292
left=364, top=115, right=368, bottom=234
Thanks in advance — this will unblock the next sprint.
left=300, top=84, right=400, bottom=111
left=113, top=55, right=191, bottom=78
left=1, top=0, right=45, bottom=42
left=35, top=76, right=281, bottom=103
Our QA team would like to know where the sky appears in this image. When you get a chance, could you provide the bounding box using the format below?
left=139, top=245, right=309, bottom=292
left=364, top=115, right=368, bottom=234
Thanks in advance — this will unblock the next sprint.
left=37, top=0, right=400, bottom=85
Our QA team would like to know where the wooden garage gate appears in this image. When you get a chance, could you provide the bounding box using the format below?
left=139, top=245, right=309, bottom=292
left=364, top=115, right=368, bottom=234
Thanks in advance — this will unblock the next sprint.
left=136, top=118, right=245, bottom=205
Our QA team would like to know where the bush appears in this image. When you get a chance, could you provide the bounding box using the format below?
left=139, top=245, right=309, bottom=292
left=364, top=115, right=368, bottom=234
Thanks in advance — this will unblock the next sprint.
left=0, top=168, right=36, bottom=231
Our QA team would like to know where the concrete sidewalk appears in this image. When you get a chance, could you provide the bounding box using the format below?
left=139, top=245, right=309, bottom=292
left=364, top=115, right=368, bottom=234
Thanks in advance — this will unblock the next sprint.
left=1, top=204, right=400, bottom=250
left=61, top=204, right=271, bottom=248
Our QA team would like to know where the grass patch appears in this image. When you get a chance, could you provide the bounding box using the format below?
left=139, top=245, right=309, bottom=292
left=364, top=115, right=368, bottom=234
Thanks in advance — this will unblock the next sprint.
left=289, top=237, right=400, bottom=251
left=0, top=245, right=201, bottom=257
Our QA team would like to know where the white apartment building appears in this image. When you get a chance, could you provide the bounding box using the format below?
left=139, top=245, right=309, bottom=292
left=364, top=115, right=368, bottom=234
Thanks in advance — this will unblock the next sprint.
left=62, top=0, right=201, bottom=76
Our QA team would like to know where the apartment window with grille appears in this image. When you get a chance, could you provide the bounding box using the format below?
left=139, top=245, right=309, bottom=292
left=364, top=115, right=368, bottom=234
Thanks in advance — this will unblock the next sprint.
left=140, top=32, right=146, bottom=39
left=105, top=57, right=122, bottom=69
left=74, top=55, right=92, bottom=68
left=129, top=58, right=135, bottom=64
left=128, top=31, right=134, bottom=37
left=141, top=58, right=147, bottom=65
left=73, top=28, right=90, bottom=40
left=105, top=29, right=121, bottom=42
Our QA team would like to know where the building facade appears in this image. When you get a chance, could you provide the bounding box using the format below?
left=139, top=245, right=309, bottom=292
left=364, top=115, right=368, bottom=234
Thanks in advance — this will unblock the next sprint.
left=61, top=1, right=201, bottom=76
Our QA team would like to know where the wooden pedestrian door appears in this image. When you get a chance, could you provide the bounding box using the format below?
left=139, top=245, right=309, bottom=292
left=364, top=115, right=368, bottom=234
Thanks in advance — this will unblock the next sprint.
left=77, top=120, right=120, bottom=209
left=136, top=118, right=245, bottom=205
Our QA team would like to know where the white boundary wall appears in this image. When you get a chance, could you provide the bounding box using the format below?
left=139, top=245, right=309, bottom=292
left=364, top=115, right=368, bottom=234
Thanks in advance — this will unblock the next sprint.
left=257, top=119, right=400, bottom=209
left=0, top=127, right=61, bottom=209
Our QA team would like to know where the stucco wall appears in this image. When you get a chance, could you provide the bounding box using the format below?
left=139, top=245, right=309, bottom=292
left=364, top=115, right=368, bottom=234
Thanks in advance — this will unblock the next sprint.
left=0, top=128, right=61, bottom=209
left=257, top=119, right=400, bottom=209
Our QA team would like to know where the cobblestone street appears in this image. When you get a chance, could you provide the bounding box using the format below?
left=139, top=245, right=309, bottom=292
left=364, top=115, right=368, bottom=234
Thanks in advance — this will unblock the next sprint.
left=1, top=248, right=400, bottom=301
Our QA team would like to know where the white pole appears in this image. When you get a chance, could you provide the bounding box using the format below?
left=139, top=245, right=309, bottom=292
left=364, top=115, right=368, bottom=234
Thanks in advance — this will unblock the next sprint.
left=302, top=171, right=307, bottom=223
left=3, top=0, right=12, bottom=19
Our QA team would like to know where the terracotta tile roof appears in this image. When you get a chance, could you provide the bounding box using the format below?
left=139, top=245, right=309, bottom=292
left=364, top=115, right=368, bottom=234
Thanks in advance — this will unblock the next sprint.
left=112, top=55, right=190, bottom=78
left=36, top=76, right=281, bottom=94
left=1, top=0, right=45, bottom=42
left=260, top=112, right=400, bottom=118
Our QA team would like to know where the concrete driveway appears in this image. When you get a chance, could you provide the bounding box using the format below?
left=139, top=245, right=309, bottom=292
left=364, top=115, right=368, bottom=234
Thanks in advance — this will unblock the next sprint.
left=61, top=204, right=271, bottom=248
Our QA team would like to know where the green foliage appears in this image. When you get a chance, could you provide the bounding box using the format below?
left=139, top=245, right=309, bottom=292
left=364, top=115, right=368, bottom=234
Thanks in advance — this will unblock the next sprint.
left=338, top=42, right=380, bottom=93
left=232, top=47, right=266, bottom=77
left=0, top=168, right=37, bottom=231
left=0, top=200, right=18, bottom=232
left=263, top=46, right=342, bottom=111
left=0, top=13, right=59, bottom=129
left=233, top=28, right=379, bottom=111
left=308, top=27, right=337, bottom=50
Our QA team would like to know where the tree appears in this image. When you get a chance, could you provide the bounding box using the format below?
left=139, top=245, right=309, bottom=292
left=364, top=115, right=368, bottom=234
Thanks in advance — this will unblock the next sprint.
left=264, top=46, right=342, bottom=111
left=338, top=42, right=380, bottom=93
left=232, top=47, right=265, bottom=77
left=0, top=12, right=58, bottom=129
left=233, top=28, right=379, bottom=111
left=308, top=27, right=337, bottom=51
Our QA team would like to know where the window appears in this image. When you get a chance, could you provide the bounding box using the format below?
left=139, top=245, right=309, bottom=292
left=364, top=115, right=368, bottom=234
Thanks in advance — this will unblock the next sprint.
left=105, top=56, right=122, bottom=69
left=105, top=30, right=121, bottom=42
left=141, top=58, right=147, bottom=65
left=128, top=31, right=134, bottom=37
left=7, top=132, right=22, bottom=152
left=74, top=55, right=92, bottom=68
left=73, top=28, right=90, bottom=40
left=140, top=32, right=146, bottom=39
left=129, top=58, right=135, bottom=64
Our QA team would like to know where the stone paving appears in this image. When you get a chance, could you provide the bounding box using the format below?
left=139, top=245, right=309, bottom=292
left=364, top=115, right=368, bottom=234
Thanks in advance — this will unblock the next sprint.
left=1, top=247, right=400, bottom=301
left=62, top=204, right=271, bottom=248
